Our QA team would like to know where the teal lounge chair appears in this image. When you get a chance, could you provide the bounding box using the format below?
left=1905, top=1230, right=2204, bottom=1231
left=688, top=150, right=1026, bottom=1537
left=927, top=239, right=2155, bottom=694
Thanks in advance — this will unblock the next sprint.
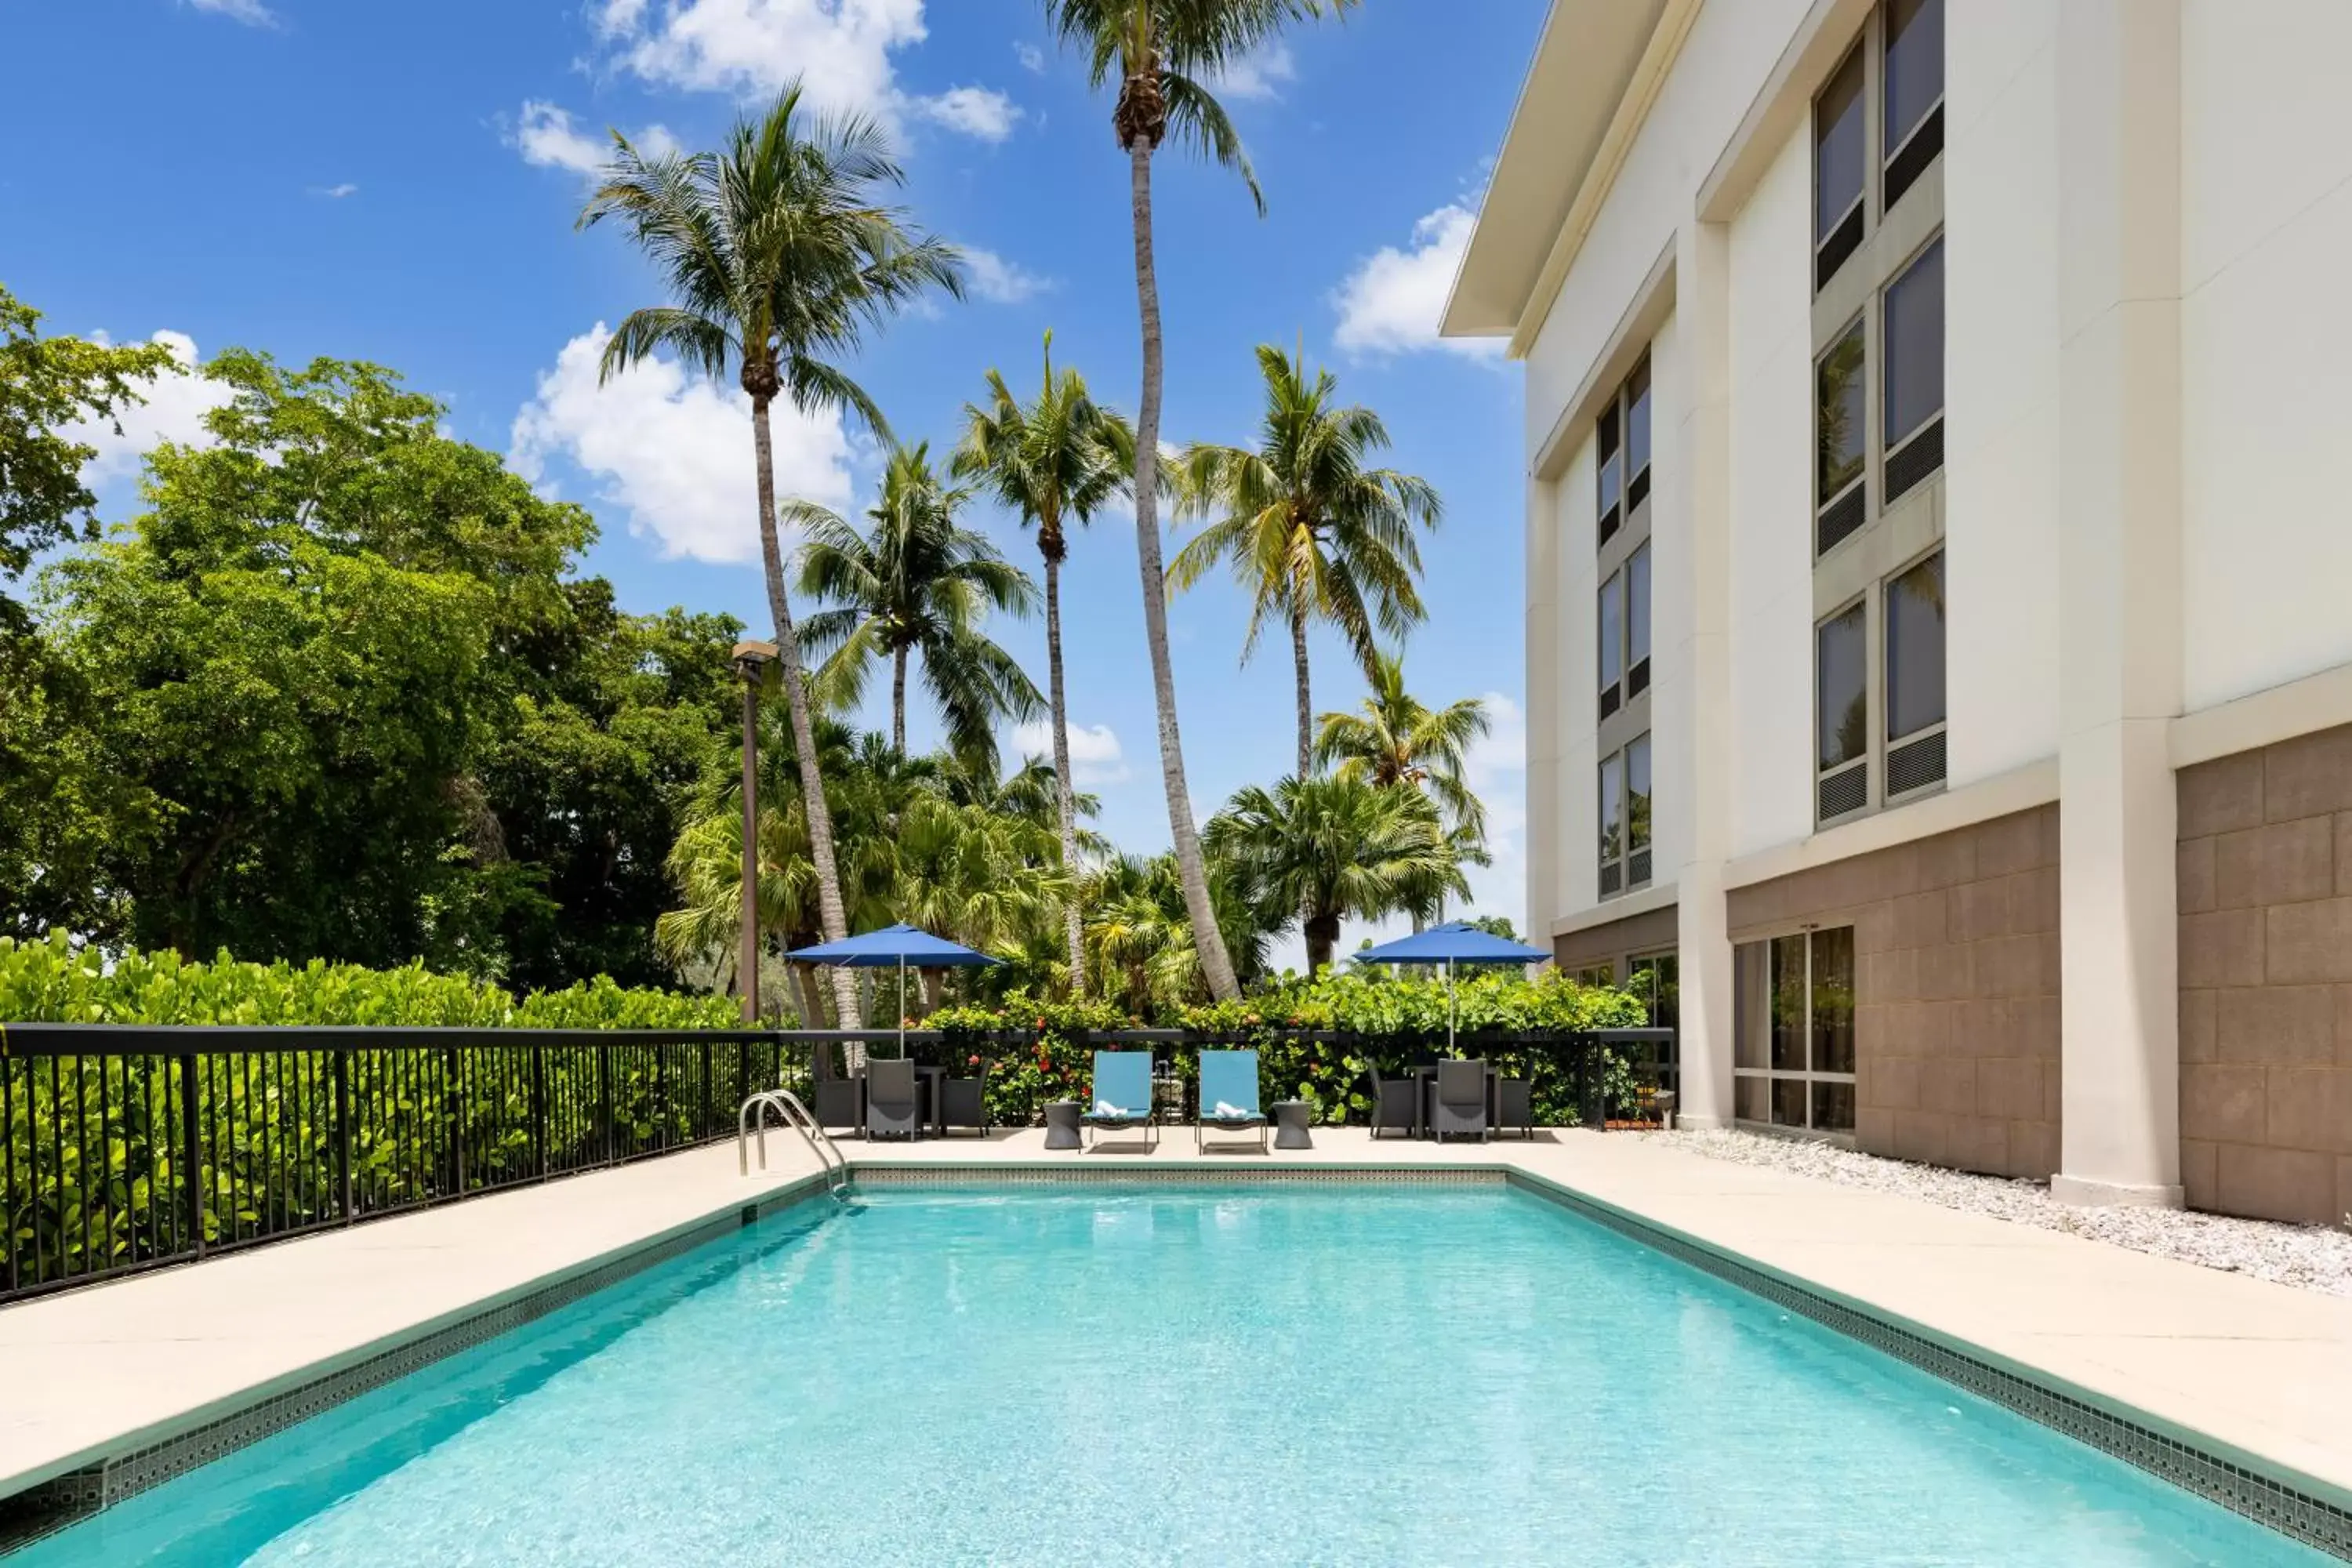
left=1195, top=1049, right=1268, bottom=1152
left=1080, top=1050, right=1158, bottom=1150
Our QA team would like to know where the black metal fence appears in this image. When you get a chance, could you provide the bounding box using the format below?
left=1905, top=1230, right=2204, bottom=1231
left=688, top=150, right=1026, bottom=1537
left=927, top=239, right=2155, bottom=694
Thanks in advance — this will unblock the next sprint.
left=0, top=1024, right=803, bottom=1305
left=2, top=1023, right=1675, bottom=1307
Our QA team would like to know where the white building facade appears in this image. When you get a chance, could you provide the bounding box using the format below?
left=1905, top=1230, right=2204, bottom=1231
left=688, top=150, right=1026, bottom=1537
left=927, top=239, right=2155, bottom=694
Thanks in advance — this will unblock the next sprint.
left=1448, top=0, right=2352, bottom=1224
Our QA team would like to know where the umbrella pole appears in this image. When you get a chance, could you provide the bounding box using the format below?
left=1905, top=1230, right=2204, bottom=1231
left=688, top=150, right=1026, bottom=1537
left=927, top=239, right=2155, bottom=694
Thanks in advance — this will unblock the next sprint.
left=1447, top=957, right=1457, bottom=1054
left=898, top=953, right=907, bottom=1058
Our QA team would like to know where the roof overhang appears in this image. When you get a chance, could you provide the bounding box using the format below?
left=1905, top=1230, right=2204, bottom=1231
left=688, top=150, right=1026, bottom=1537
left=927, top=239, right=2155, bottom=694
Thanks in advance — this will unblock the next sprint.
left=1440, top=0, right=1689, bottom=356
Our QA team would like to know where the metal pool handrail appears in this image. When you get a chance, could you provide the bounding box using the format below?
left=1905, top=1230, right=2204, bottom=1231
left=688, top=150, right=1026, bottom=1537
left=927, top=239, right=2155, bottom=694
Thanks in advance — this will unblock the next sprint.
left=738, top=1089, right=846, bottom=1196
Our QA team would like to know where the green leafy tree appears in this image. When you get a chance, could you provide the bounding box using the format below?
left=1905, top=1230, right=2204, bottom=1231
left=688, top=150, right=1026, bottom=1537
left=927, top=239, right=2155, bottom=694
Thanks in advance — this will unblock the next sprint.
left=791, top=441, right=1042, bottom=764
left=1313, top=650, right=1490, bottom=925
left=1203, top=773, right=1466, bottom=976
left=1172, top=343, right=1441, bottom=778
left=581, top=85, right=961, bottom=1028
left=1044, top=0, right=1358, bottom=1002
left=1083, top=850, right=1271, bottom=1013
left=953, top=332, right=1134, bottom=989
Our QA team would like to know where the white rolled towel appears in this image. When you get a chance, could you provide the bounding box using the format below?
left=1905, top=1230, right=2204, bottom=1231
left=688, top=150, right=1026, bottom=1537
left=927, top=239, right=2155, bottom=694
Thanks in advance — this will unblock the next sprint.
left=1094, top=1099, right=1127, bottom=1117
left=1214, top=1101, right=1248, bottom=1119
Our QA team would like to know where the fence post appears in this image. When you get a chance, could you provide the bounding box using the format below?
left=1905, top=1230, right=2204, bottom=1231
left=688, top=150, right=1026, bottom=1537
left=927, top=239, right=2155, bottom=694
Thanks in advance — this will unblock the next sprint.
left=598, top=1045, right=614, bottom=1167
left=656, top=1044, right=671, bottom=1150
left=444, top=1045, right=465, bottom=1195
left=531, top=1042, right=547, bottom=1180
left=333, top=1048, right=353, bottom=1225
left=699, top=1040, right=713, bottom=1141
left=178, top=1053, right=204, bottom=1258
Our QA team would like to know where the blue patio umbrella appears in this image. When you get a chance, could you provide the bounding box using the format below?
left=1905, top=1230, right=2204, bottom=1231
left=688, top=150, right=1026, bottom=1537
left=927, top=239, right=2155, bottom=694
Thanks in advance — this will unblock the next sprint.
left=1352, top=922, right=1548, bottom=1051
left=786, top=924, right=1001, bottom=1054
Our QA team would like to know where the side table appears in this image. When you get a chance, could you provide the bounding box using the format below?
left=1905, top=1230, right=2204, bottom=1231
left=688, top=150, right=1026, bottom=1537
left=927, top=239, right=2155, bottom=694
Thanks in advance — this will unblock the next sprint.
left=1272, top=1100, right=1312, bottom=1150
left=1043, top=1099, right=1082, bottom=1150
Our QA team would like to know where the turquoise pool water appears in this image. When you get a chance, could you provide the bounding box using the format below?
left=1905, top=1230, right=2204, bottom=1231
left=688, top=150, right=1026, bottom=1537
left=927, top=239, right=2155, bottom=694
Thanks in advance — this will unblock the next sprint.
left=16, top=1184, right=2329, bottom=1566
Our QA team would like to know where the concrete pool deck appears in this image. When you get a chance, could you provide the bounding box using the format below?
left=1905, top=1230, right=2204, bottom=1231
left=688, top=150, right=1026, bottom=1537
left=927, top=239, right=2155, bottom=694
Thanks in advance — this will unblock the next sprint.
left=5, top=1124, right=2352, bottom=1545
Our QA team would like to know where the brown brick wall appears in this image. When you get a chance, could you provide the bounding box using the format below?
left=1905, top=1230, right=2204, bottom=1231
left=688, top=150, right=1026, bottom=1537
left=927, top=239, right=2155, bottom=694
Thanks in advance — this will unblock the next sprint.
left=2177, top=724, right=2352, bottom=1226
left=1727, top=805, right=2062, bottom=1178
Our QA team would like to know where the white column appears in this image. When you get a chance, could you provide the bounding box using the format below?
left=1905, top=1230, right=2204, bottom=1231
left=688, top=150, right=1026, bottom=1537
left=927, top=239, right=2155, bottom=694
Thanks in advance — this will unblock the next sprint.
left=1525, top=475, right=1563, bottom=946
left=1674, top=218, right=1737, bottom=1129
left=2053, top=0, right=2183, bottom=1207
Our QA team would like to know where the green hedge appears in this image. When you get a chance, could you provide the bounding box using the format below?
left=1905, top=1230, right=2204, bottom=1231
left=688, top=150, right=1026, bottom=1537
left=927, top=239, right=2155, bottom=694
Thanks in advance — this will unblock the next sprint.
left=928, top=970, right=1650, bottom=1128
left=0, top=931, right=740, bottom=1028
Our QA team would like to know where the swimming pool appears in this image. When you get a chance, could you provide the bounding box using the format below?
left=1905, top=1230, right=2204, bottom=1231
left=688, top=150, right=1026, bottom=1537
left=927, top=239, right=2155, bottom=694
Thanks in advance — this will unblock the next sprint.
left=15, top=1182, right=2331, bottom=1566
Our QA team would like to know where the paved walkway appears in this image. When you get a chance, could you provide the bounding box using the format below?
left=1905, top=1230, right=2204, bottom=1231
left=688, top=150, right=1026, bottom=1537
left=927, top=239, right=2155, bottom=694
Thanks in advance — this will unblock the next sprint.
left=6, top=1124, right=2352, bottom=1519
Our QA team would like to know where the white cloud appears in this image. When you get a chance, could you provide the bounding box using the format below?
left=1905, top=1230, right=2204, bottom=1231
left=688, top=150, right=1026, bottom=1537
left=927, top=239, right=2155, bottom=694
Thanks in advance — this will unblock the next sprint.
left=510, top=100, right=681, bottom=177
left=1211, top=41, right=1295, bottom=101
left=510, top=325, right=854, bottom=564
left=912, top=85, right=1022, bottom=143
left=308, top=183, right=359, bottom=199
left=1330, top=202, right=1507, bottom=362
left=62, top=331, right=234, bottom=486
left=1013, top=720, right=1131, bottom=786
left=188, top=0, right=274, bottom=25
left=1013, top=41, right=1044, bottom=74
left=589, top=0, right=1022, bottom=143
left=962, top=246, right=1052, bottom=304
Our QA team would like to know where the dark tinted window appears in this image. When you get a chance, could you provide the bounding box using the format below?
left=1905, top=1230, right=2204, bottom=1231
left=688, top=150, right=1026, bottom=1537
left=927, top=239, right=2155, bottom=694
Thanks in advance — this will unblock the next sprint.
left=1814, top=44, right=1865, bottom=242
left=1811, top=926, right=1856, bottom=1074
left=1599, top=570, right=1624, bottom=691
left=1817, top=601, right=1867, bottom=771
left=1886, top=550, right=1947, bottom=740
left=1627, top=735, right=1652, bottom=851
left=1626, top=360, right=1652, bottom=479
left=1817, top=319, right=1866, bottom=504
left=1884, top=238, right=1944, bottom=442
left=1599, top=752, right=1624, bottom=865
left=1884, top=0, right=1944, bottom=153
left=1596, top=404, right=1621, bottom=521
left=1628, top=543, right=1651, bottom=670
left=1769, top=935, right=1807, bottom=1073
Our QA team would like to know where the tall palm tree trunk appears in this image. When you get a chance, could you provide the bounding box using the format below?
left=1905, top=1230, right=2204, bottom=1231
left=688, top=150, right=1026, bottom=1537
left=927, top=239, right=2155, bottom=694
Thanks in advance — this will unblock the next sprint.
left=891, top=646, right=908, bottom=757
left=1127, top=138, right=1240, bottom=1003
left=1288, top=599, right=1312, bottom=782
left=753, top=394, right=862, bottom=1032
left=1044, top=553, right=1088, bottom=993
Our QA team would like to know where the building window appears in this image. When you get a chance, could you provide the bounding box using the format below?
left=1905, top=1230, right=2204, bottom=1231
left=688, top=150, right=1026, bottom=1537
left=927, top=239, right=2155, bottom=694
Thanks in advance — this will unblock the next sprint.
left=1594, top=355, right=1652, bottom=551
left=1599, top=568, right=1624, bottom=719
left=1883, top=0, right=1945, bottom=209
left=1814, top=44, right=1866, bottom=290
left=1883, top=237, right=1944, bottom=501
left=1624, top=359, right=1652, bottom=513
left=1816, top=601, right=1868, bottom=822
left=1596, top=403, right=1622, bottom=548
left=1734, top=926, right=1856, bottom=1135
left=1885, top=550, right=1946, bottom=797
left=1626, top=543, right=1651, bottom=698
left=1597, top=733, right=1652, bottom=899
left=1816, top=318, right=1867, bottom=554
left=1815, top=0, right=1944, bottom=295
left=1598, top=750, right=1624, bottom=896
left=1628, top=950, right=1680, bottom=1099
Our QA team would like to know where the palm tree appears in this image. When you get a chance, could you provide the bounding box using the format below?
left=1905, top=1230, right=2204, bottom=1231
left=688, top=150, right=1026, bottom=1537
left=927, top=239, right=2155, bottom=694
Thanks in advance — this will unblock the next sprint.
left=1044, top=0, right=1356, bottom=1002
left=1314, top=651, right=1490, bottom=841
left=580, top=83, right=961, bottom=1030
left=1084, top=851, right=1272, bottom=1012
left=791, top=441, right=1043, bottom=766
left=1171, top=344, right=1441, bottom=779
left=1203, top=773, right=1465, bottom=976
left=953, top=332, right=1132, bottom=991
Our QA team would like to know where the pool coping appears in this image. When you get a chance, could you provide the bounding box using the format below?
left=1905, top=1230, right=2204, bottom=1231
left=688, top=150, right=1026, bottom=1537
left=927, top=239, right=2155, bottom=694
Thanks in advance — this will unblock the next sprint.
left=5, top=1152, right=2350, bottom=1562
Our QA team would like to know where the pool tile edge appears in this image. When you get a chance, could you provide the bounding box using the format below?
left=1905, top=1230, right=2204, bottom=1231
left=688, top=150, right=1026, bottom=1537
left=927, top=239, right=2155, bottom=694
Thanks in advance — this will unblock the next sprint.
left=1503, top=1168, right=2352, bottom=1563
left=0, top=1171, right=835, bottom=1557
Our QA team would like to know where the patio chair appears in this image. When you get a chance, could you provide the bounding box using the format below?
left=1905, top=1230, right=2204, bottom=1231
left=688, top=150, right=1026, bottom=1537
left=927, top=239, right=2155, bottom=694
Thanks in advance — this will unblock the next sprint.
left=1080, top=1050, right=1157, bottom=1150
left=1495, top=1076, right=1534, bottom=1139
left=1431, top=1058, right=1489, bottom=1143
left=1366, top=1065, right=1417, bottom=1139
left=939, top=1072, right=987, bottom=1137
left=1196, top=1049, right=1268, bottom=1152
left=865, top=1058, right=923, bottom=1142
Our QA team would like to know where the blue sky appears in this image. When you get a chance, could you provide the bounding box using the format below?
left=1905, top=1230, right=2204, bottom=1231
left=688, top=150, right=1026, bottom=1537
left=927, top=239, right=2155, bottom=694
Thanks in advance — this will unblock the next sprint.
left=2, top=0, right=1544, bottom=961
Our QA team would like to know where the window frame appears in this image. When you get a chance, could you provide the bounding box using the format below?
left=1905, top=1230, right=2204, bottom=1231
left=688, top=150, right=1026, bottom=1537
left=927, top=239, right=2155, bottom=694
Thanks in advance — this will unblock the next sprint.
left=1595, top=732, right=1653, bottom=902
left=1813, top=543, right=1947, bottom=826
left=1733, top=925, right=1858, bottom=1140
left=1881, top=233, right=1946, bottom=460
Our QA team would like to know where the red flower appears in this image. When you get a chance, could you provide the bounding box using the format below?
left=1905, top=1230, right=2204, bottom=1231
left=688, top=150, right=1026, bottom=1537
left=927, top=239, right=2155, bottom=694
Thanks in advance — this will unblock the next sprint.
left=968, top=1053, right=982, bottom=1067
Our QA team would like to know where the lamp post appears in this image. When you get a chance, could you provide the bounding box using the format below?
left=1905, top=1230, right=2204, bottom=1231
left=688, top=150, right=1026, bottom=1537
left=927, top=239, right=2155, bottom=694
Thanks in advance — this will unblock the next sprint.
left=731, top=640, right=778, bottom=1025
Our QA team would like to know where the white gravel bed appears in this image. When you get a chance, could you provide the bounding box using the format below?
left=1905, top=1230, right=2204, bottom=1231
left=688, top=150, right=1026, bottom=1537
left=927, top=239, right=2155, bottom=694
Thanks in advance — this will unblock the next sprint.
left=1642, top=1127, right=2352, bottom=1299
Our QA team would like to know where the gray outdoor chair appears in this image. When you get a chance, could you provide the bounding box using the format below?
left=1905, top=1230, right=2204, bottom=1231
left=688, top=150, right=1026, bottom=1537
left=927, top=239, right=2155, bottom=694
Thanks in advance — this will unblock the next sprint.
left=865, top=1058, right=922, bottom=1141
left=1495, top=1076, right=1534, bottom=1139
left=1366, top=1066, right=1417, bottom=1139
left=939, top=1073, right=987, bottom=1137
left=1431, top=1058, right=1489, bottom=1143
